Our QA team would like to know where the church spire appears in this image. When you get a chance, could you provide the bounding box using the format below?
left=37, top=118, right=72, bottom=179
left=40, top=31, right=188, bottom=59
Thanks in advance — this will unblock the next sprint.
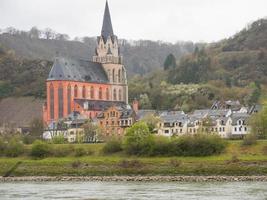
left=101, top=0, right=114, bottom=42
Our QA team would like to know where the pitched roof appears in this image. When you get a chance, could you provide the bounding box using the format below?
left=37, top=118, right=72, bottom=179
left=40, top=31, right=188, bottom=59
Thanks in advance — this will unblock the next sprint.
left=75, top=99, right=125, bottom=112
left=47, top=57, right=108, bottom=83
left=101, top=1, right=114, bottom=42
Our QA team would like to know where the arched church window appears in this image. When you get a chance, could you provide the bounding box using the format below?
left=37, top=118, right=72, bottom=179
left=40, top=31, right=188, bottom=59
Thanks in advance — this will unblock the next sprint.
left=99, top=87, right=103, bottom=100
left=118, top=89, right=122, bottom=101
left=49, top=84, right=54, bottom=120
left=67, top=84, right=71, bottom=115
left=74, top=85, right=78, bottom=98
left=58, top=83, right=64, bottom=118
left=112, top=69, right=115, bottom=83
left=106, top=88, right=109, bottom=100
left=118, top=69, right=121, bottom=83
left=90, top=86, right=94, bottom=99
left=82, top=86, right=86, bottom=98
left=113, top=89, right=117, bottom=101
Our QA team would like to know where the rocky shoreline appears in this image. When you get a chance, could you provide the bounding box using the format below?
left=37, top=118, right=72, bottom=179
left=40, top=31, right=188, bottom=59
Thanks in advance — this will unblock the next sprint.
left=1, top=176, right=267, bottom=182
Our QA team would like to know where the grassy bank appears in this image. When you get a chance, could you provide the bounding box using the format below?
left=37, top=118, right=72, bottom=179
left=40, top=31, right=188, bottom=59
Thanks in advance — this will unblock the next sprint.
left=0, top=141, right=267, bottom=176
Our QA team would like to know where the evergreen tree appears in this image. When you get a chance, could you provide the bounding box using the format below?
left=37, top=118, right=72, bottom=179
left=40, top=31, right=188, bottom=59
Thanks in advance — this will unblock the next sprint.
left=164, top=54, right=176, bottom=70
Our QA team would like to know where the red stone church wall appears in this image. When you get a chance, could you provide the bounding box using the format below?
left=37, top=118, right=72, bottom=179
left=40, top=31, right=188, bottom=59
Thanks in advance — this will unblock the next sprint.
left=43, top=80, right=112, bottom=125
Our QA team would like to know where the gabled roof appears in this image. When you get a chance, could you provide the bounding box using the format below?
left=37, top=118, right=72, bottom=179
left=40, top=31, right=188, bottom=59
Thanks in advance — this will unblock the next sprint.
left=75, top=99, right=125, bottom=112
left=47, top=57, right=108, bottom=83
left=101, top=1, right=114, bottom=42
left=231, top=113, right=250, bottom=125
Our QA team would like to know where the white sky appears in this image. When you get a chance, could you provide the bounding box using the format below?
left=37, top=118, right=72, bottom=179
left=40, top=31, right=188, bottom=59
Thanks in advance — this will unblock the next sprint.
left=0, top=0, right=266, bottom=43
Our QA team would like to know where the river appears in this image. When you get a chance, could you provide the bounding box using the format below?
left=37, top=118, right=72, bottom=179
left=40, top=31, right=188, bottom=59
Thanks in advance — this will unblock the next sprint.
left=0, top=181, right=266, bottom=200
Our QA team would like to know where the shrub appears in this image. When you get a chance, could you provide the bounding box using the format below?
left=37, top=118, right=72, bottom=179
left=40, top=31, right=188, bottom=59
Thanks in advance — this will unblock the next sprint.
left=71, top=160, right=82, bottom=168
left=124, top=122, right=154, bottom=155
left=52, top=135, right=66, bottom=144
left=170, top=134, right=226, bottom=157
left=169, top=159, right=182, bottom=167
left=31, top=140, right=50, bottom=158
left=242, top=134, right=257, bottom=146
left=0, top=137, right=6, bottom=156
left=74, top=147, right=88, bottom=157
left=262, top=145, right=267, bottom=155
left=118, top=159, right=143, bottom=168
left=151, top=136, right=171, bottom=156
left=52, top=145, right=73, bottom=157
left=102, top=138, right=122, bottom=154
left=5, top=138, right=24, bottom=157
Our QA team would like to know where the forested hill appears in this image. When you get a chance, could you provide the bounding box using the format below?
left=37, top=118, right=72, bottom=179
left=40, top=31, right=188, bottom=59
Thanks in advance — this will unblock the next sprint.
left=167, top=18, right=267, bottom=86
left=129, top=18, right=267, bottom=111
left=0, top=28, right=196, bottom=75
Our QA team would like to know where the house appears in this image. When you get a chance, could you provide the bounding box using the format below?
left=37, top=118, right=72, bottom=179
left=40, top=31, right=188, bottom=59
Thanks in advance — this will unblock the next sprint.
left=230, top=113, right=250, bottom=138
left=97, top=105, right=136, bottom=136
left=157, top=112, right=188, bottom=136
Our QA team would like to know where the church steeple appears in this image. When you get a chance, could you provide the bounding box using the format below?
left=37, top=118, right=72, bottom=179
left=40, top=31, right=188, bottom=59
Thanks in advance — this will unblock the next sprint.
left=101, top=1, right=114, bottom=42
left=93, top=0, right=123, bottom=64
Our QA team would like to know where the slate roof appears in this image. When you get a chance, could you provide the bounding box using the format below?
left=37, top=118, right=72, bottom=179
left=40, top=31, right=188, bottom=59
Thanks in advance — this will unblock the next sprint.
left=75, top=99, right=125, bottom=112
left=101, top=1, right=114, bottom=42
left=136, top=110, right=157, bottom=121
left=47, top=57, right=108, bottom=83
left=231, top=113, right=250, bottom=125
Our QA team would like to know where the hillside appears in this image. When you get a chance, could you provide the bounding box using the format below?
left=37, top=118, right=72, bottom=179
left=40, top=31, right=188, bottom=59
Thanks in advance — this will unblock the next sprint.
left=130, top=18, right=267, bottom=111
left=0, top=30, right=195, bottom=75
left=0, top=97, right=44, bottom=127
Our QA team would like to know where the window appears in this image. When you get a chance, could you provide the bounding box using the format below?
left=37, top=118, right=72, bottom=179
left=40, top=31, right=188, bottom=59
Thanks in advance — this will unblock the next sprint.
left=82, top=86, right=86, bottom=98
left=49, top=84, right=54, bottom=120
left=99, top=87, right=102, bottom=99
left=118, top=89, right=122, bottom=101
left=67, top=84, right=71, bottom=115
left=106, top=88, right=109, bottom=100
left=244, top=127, right=247, bottom=131
left=58, top=84, right=64, bottom=118
left=112, top=69, right=115, bottom=82
left=90, top=86, right=94, bottom=99
left=113, top=89, right=117, bottom=101
left=118, top=69, right=121, bottom=82
left=239, top=127, right=242, bottom=131
left=74, top=85, right=78, bottom=98
left=234, top=127, right=237, bottom=131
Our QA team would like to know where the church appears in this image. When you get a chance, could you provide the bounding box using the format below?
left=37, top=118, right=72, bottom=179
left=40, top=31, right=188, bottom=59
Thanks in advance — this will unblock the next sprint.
left=43, top=1, right=129, bottom=125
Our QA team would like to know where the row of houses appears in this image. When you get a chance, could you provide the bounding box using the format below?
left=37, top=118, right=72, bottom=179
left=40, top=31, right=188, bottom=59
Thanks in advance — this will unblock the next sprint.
left=42, top=100, right=261, bottom=142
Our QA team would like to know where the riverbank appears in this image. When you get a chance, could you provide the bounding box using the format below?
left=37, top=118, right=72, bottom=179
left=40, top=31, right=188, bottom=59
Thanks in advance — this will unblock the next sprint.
left=1, top=175, right=267, bottom=182
left=0, top=141, right=267, bottom=177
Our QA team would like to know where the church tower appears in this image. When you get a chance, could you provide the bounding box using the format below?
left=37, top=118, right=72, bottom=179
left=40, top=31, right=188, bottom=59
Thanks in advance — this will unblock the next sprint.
left=93, top=1, right=128, bottom=104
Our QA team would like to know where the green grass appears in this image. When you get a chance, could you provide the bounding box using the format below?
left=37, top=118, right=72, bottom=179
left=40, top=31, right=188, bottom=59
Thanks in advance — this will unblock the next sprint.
left=0, top=140, right=267, bottom=176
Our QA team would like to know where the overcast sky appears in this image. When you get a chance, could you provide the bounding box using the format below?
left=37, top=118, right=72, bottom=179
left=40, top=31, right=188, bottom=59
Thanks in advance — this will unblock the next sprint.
left=0, top=0, right=266, bottom=43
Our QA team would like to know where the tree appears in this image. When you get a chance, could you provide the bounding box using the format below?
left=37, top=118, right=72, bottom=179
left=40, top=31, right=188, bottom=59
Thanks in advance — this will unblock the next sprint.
left=141, top=114, right=160, bottom=133
left=29, top=118, right=43, bottom=140
left=29, top=27, right=41, bottom=39
left=124, top=122, right=153, bottom=155
left=249, top=103, right=267, bottom=139
left=43, top=28, right=55, bottom=40
left=139, top=93, right=152, bottom=109
left=55, top=33, right=70, bottom=41
left=82, top=121, right=100, bottom=143
left=164, top=54, right=176, bottom=70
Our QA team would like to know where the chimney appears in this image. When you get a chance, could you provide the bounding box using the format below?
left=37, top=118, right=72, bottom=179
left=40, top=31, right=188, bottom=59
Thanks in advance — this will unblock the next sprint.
left=132, top=99, right=139, bottom=113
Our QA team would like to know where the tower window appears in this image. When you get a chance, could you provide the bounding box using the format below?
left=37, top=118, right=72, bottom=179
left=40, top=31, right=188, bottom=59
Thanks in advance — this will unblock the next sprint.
left=90, top=86, right=94, bottom=99
left=82, top=86, right=86, bottom=99
left=113, top=89, right=117, bottom=101
left=99, top=87, right=103, bottom=100
left=74, top=85, right=78, bottom=98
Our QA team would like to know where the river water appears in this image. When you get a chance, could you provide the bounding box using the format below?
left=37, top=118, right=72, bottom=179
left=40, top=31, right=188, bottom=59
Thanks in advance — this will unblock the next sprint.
left=0, top=181, right=266, bottom=200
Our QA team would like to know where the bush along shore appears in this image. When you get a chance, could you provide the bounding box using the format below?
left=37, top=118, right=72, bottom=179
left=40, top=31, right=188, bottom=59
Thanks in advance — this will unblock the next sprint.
left=1, top=125, right=267, bottom=178
left=1, top=176, right=267, bottom=182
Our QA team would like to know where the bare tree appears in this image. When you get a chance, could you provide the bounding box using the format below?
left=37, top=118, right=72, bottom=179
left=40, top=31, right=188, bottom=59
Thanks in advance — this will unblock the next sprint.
left=43, top=28, right=55, bottom=40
